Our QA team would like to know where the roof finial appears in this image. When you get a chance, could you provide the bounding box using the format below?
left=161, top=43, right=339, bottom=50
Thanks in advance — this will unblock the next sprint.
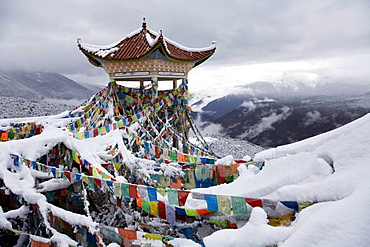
left=142, top=15, right=147, bottom=30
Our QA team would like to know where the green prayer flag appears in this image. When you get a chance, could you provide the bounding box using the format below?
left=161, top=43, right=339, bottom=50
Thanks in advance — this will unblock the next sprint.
left=169, top=150, right=177, bottom=161
left=167, top=189, right=179, bottom=206
left=143, top=200, right=150, bottom=213
left=185, top=208, right=199, bottom=217
left=231, top=196, right=249, bottom=216
left=121, top=183, right=129, bottom=198
left=87, top=177, right=95, bottom=191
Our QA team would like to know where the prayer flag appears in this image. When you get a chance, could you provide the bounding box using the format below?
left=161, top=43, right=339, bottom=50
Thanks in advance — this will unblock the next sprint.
left=144, top=233, right=162, bottom=241
left=178, top=190, right=190, bottom=207
left=167, top=189, right=179, bottom=206
left=196, top=209, right=212, bottom=216
left=158, top=201, right=166, bottom=219
left=113, top=182, right=121, bottom=197
left=205, top=194, right=218, bottom=212
left=138, top=185, right=149, bottom=201
left=75, top=174, right=81, bottom=184
left=106, top=180, right=114, bottom=193
left=177, top=153, right=187, bottom=162
left=298, top=202, right=314, bottom=212
left=150, top=201, right=159, bottom=216
left=121, top=183, right=129, bottom=198
left=231, top=196, right=248, bottom=216
left=166, top=205, right=176, bottom=225
left=281, top=201, right=299, bottom=212
left=51, top=168, right=56, bottom=178
left=263, top=199, right=277, bottom=211
left=118, top=228, right=137, bottom=240
left=169, top=150, right=177, bottom=161
left=64, top=171, right=72, bottom=182
left=129, top=184, right=138, bottom=198
left=142, top=200, right=150, bottom=213
left=87, top=177, right=95, bottom=190
left=218, top=195, right=232, bottom=215
left=93, top=178, right=102, bottom=189
left=185, top=209, right=199, bottom=217
left=147, top=187, right=157, bottom=202
left=30, top=237, right=51, bottom=247
left=246, top=198, right=263, bottom=208
left=170, top=177, right=182, bottom=189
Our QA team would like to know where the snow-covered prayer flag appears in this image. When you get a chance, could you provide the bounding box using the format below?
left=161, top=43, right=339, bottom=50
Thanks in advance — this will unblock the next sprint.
left=138, top=185, right=149, bottom=201
left=281, top=201, right=299, bottom=212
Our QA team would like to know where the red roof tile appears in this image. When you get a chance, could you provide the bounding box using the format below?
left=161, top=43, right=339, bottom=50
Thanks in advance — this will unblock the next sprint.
left=78, top=22, right=216, bottom=67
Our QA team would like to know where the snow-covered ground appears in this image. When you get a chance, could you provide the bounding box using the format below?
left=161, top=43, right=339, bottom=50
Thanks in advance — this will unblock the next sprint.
left=201, top=113, right=370, bottom=246
left=0, top=96, right=73, bottom=119
left=203, top=135, right=265, bottom=159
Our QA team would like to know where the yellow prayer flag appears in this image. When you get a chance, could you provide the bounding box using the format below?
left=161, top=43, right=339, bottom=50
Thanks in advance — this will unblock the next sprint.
left=150, top=201, right=159, bottom=216
left=114, top=163, right=122, bottom=170
left=144, top=233, right=162, bottom=241
left=113, top=182, right=121, bottom=197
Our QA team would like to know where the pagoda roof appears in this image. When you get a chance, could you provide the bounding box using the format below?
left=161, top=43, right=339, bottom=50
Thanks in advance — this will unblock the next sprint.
left=77, top=18, right=216, bottom=67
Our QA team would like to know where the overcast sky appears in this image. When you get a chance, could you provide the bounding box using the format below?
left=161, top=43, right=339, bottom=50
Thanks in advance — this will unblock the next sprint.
left=1, top=0, right=369, bottom=93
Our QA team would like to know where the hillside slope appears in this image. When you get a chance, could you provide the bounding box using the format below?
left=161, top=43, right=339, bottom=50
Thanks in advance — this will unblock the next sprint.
left=0, top=70, right=95, bottom=100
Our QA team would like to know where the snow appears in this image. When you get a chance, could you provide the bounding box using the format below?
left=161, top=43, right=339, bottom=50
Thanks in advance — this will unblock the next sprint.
left=204, top=208, right=292, bottom=247
left=201, top=113, right=370, bottom=246
left=79, top=26, right=215, bottom=57
left=168, top=238, right=202, bottom=247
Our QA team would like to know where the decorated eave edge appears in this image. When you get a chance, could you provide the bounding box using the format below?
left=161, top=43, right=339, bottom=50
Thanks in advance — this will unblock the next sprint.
left=77, top=29, right=216, bottom=68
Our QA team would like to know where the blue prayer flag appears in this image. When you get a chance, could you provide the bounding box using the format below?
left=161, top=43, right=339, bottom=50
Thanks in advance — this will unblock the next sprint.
left=147, top=187, right=157, bottom=202
left=205, top=194, right=218, bottom=212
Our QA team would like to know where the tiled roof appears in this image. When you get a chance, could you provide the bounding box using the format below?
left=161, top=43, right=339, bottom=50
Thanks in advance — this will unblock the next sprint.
left=78, top=20, right=216, bottom=67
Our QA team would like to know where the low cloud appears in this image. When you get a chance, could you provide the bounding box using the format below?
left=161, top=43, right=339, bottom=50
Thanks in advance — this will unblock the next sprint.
left=303, top=110, right=321, bottom=126
left=192, top=115, right=223, bottom=136
left=240, top=101, right=256, bottom=111
left=239, top=106, right=291, bottom=139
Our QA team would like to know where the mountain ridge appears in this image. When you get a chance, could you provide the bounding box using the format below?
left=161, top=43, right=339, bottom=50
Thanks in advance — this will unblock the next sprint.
left=193, top=80, right=370, bottom=147
left=0, top=70, right=95, bottom=101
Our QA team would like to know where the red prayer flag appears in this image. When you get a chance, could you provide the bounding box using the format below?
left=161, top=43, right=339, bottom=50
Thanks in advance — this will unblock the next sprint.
left=118, top=228, right=137, bottom=240
left=30, top=238, right=51, bottom=247
left=94, top=178, right=102, bottom=189
left=93, top=129, right=99, bottom=137
left=129, top=184, right=138, bottom=198
left=196, top=209, right=212, bottom=216
left=64, top=171, right=72, bottom=182
left=158, top=201, right=166, bottom=219
left=246, top=198, right=263, bottom=208
left=178, top=190, right=190, bottom=207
